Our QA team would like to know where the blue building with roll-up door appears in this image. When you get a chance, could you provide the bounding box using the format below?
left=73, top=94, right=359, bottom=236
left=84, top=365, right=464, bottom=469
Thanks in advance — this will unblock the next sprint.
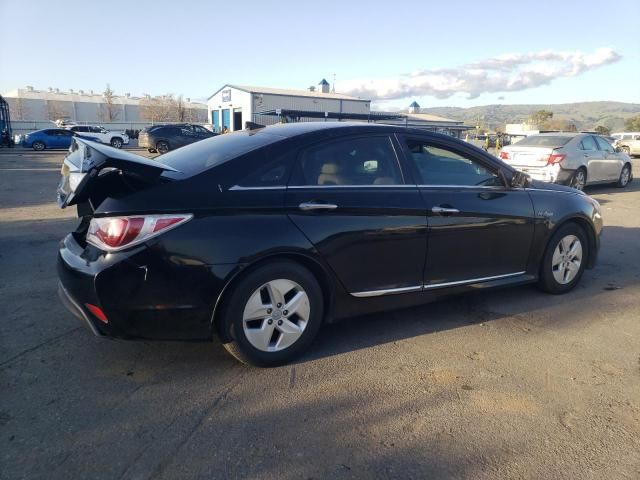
left=207, top=80, right=371, bottom=132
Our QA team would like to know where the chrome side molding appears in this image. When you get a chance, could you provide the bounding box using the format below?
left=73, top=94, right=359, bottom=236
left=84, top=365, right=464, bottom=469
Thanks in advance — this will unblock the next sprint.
left=350, top=271, right=527, bottom=298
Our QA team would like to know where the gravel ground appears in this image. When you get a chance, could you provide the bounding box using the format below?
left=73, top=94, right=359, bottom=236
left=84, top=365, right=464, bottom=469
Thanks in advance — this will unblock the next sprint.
left=1, top=149, right=638, bottom=480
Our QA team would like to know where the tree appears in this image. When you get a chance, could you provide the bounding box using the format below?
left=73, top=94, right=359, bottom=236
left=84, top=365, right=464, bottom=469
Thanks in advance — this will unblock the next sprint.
left=139, top=94, right=177, bottom=123
left=624, top=115, right=640, bottom=131
left=528, top=110, right=553, bottom=127
left=175, top=95, right=187, bottom=122
left=594, top=125, right=611, bottom=136
left=543, top=118, right=577, bottom=132
left=98, top=84, right=120, bottom=122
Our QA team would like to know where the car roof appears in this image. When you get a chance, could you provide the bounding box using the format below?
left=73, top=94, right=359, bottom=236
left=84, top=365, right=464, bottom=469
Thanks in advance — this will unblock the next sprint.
left=251, top=121, right=443, bottom=139
left=528, top=132, right=583, bottom=137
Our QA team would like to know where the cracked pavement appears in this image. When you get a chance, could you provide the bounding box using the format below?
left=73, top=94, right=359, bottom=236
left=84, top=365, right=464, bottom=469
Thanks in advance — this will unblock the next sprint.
left=1, top=150, right=639, bottom=479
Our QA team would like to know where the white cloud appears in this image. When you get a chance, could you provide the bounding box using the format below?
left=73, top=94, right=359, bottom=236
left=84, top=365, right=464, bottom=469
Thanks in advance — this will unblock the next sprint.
left=340, top=48, right=621, bottom=101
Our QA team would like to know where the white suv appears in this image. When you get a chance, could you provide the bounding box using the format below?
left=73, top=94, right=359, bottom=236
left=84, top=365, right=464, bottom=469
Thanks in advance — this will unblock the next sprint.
left=66, top=125, right=129, bottom=148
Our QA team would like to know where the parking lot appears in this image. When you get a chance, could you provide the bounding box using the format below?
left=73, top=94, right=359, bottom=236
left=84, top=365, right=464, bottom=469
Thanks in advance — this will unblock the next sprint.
left=1, top=149, right=638, bottom=479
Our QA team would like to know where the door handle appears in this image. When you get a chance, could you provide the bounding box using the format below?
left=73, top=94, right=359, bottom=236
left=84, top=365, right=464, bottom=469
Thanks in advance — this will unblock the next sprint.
left=299, top=202, right=338, bottom=211
left=431, top=206, right=460, bottom=214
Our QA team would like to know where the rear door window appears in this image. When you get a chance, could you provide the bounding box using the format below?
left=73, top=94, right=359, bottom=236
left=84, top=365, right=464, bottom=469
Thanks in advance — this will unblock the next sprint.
left=580, top=136, right=597, bottom=151
left=291, top=136, right=402, bottom=186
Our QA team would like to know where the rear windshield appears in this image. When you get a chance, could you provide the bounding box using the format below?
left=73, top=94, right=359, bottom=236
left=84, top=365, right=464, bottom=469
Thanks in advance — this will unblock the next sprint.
left=159, top=129, right=286, bottom=177
left=514, top=136, right=573, bottom=147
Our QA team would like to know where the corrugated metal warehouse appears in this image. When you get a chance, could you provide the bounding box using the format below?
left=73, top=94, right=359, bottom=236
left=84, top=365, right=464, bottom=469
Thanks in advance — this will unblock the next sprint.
left=207, top=79, right=371, bottom=132
left=1, top=86, right=207, bottom=123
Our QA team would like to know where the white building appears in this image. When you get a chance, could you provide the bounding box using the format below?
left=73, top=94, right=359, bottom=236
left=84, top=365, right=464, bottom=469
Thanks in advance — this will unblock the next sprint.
left=2, top=86, right=207, bottom=124
left=207, top=80, right=371, bottom=132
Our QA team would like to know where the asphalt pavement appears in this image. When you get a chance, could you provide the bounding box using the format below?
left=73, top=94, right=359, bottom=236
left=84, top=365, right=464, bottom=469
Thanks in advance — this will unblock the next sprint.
left=1, top=149, right=638, bottom=479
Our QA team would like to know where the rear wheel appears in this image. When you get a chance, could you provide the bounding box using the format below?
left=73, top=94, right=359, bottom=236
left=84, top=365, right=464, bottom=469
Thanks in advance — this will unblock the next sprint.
left=156, top=141, right=169, bottom=154
left=32, top=141, right=45, bottom=151
left=569, top=168, right=587, bottom=191
left=617, top=164, right=631, bottom=188
left=538, top=223, right=588, bottom=294
left=219, top=261, right=324, bottom=367
left=110, top=137, right=123, bottom=148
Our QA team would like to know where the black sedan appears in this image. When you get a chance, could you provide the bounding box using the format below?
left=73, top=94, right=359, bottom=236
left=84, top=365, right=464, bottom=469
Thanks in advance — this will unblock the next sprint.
left=56, top=123, right=603, bottom=366
left=137, top=123, right=216, bottom=154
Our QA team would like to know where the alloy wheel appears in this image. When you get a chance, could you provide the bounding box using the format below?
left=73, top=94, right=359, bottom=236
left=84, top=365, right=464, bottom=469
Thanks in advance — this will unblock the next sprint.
left=572, top=170, right=586, bottom=190
left=111, top=139, right=122, bottom=148
left=620, top=166, right=630, bottom=187
left=551, top=234, right=583, bottom=285
left=157, top=142, right=169, bottom=154
left=242, top=279, right=310, bottom=352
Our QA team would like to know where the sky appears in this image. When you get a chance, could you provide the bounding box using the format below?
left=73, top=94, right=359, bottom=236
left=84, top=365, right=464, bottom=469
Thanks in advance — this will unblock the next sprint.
left=1, top=0, right=639, bottom=109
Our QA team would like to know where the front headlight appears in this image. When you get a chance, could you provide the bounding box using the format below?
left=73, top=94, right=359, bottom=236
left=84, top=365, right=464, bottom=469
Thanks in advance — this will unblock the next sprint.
left=69, top=172, right=86, bottom=192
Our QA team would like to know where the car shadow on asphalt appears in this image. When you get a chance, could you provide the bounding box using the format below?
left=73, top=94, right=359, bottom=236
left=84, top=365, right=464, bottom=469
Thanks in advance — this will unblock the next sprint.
left=297, top=223, right=640, bottom=365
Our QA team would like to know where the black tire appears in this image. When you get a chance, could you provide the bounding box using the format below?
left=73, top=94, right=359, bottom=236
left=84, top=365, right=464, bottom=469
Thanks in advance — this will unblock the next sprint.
left=569, top=167, right=587, bottom=191
left=156, top=141, right=169, bottom=154
left=621, top=146, right=631, bottom=156
left=218, top=260, right=324, bottom=367
left=32, top=141, right=45, bottom=151
left=616, top=164, right=631, bottom=188
left=110, top=137, right=123, bottom=148
left=537, top=223, right=588, bottom=294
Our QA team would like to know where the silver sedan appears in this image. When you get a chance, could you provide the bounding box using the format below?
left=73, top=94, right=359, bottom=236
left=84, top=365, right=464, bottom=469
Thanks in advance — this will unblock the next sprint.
left=499, top=133, right=633, bottom=190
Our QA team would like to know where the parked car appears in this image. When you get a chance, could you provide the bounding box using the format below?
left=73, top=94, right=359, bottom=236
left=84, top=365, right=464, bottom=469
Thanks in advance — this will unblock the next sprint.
left=22, top=128, right=98, bottom=150
left=57, top=123, right=603, bottom=366
left=611, top=131, right=640, bottom=143
left=66, top=125, right=129, bottom=148
left=499, top=133, right=633, bottom=190
left=613, top=133, right=640, bottom=157
left=138, top=123, right=215, bottom=154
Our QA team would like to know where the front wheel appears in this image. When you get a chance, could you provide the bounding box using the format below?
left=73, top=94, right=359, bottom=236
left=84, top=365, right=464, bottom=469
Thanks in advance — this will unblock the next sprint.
left=617, top=164, right=631, bottom=188
left=219, top=261, right=324, bottom=366
left=110, top=137, right=123, bottom=148
left=538, top=223, right=588, bottom=294
left=156, top=141, right=169, bottom=154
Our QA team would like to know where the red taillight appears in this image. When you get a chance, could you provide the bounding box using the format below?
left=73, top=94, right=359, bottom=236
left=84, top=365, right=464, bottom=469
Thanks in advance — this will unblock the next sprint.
left=87, top=214, right=192, bottom=252
left=499, top=151, right=510, bottom=160
left=85, top=303, right=108, bottom=323
left=94, top=217, right=144, bottom=248
left=546, top=153, right=566, bottom=165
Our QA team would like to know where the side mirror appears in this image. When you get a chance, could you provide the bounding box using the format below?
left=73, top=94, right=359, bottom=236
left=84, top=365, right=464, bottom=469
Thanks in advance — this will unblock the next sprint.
left=510, top=170, right=531, bottom=188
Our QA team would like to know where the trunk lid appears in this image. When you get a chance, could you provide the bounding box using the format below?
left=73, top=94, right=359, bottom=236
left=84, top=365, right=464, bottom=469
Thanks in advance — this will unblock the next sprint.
left=502, top=146, right=556, bottom=168
left=57, top=138, right=178, bottom=211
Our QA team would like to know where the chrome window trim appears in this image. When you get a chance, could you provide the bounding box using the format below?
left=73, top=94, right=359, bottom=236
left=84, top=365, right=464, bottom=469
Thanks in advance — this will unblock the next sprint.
left=417, top=184, right=506, bottom=190
left=230, top=184, right=419, bottom=190
left=524, top=188, right=581, bottom=196
left=288, top=184, right=417, bottom=189
left=350, top=271, right=526, bottom=297
left=229, top=185, right=286, bottom=191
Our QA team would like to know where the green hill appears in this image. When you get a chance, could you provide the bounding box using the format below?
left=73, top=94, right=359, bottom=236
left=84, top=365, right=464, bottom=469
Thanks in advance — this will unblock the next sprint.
left=421, top=102, right=640, bottom=132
